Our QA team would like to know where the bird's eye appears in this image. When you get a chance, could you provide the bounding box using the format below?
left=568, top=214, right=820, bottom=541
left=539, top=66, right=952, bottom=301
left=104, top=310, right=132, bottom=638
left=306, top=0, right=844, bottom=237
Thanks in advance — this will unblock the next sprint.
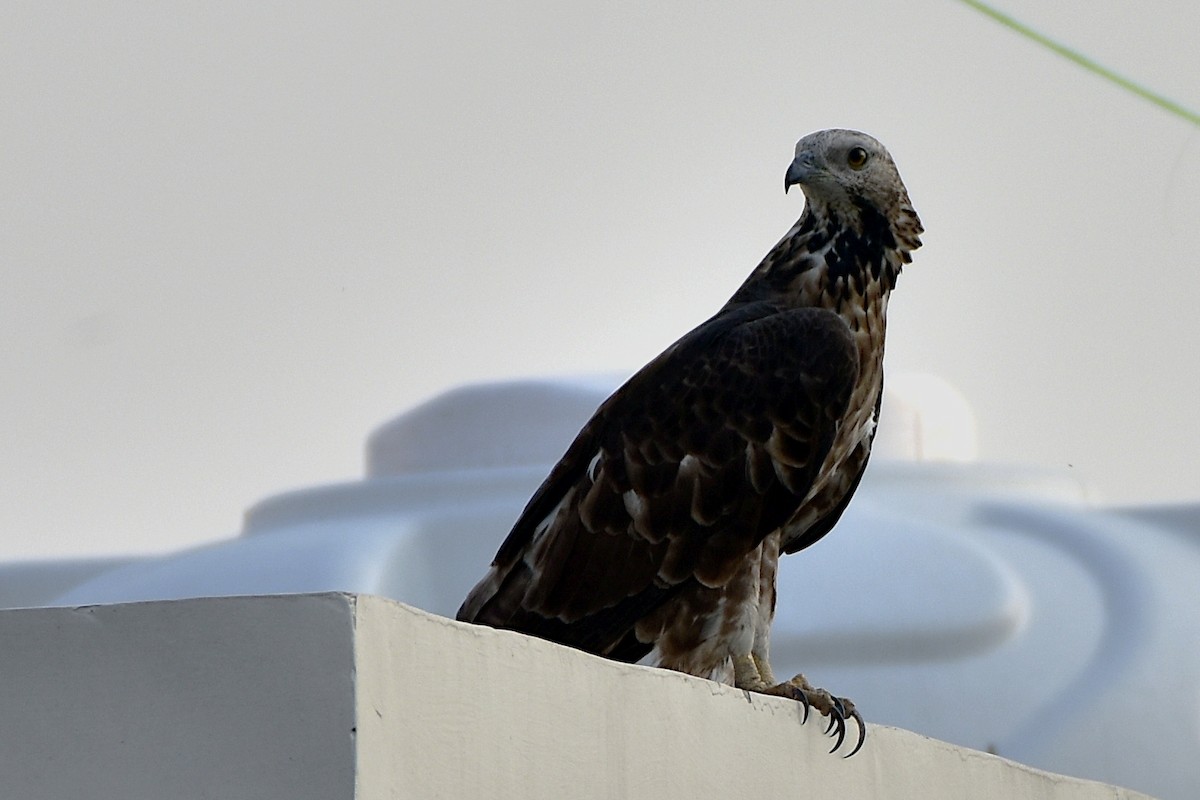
left=847, top=146, right=869, bottom=170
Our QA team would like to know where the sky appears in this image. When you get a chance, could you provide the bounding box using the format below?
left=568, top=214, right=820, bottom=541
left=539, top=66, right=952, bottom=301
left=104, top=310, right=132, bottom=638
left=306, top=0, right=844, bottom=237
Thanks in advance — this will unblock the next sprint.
left=3, top=1, right=1199, bottom=560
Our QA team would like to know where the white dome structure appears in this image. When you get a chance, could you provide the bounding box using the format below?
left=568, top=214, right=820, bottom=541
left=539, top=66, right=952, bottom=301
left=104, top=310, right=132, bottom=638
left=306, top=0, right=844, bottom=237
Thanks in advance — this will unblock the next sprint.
left=0, top=374, right=1195, bottom=798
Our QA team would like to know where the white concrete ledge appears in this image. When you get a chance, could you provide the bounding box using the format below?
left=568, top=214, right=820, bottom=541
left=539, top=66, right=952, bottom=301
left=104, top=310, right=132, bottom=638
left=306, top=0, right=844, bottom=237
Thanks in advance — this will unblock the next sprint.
left=0, top=594, right=1152, bottom=799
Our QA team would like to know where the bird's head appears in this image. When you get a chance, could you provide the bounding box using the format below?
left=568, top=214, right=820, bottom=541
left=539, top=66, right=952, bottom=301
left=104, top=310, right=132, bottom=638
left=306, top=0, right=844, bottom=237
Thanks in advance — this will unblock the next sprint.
left=784, top=129, right=922, bottom=255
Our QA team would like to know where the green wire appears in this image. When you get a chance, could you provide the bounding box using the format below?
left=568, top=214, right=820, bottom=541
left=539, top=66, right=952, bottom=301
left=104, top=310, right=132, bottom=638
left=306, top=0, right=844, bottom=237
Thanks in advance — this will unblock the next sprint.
left=956, top=0, right=1200, bottom=127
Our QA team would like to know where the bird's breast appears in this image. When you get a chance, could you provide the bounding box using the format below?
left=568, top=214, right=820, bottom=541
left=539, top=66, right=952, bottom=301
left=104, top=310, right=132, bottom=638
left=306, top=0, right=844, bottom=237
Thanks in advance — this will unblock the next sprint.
left=794, top=278, right=888, bottom=516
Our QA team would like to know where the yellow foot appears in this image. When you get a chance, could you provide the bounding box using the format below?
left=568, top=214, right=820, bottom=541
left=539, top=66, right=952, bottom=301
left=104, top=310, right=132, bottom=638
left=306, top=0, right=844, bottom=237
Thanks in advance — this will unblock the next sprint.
left=737, top=664, right=865, bottom=757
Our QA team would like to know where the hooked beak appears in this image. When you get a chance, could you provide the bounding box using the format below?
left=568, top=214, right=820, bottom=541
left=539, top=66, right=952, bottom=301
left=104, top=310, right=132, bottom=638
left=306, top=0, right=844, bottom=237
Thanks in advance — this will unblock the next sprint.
left=784, top=152, right=817, bottom=194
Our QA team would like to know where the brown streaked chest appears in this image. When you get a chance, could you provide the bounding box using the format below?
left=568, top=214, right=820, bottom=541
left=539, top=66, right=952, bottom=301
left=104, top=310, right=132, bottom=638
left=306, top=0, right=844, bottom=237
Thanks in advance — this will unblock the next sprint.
left=788, top=272, right=890, bottom=532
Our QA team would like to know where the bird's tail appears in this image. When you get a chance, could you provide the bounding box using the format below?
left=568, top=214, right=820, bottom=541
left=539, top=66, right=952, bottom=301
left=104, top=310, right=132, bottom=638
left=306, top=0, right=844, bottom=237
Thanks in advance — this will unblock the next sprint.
left=455, top=558, right=529, bottom=626
left=456, top=558, right=662, bottom=664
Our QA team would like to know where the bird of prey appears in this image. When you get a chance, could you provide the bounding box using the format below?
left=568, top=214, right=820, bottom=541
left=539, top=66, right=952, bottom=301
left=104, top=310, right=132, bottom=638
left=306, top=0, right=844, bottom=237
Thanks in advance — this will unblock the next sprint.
left=458, top=129, right=922, bottom=756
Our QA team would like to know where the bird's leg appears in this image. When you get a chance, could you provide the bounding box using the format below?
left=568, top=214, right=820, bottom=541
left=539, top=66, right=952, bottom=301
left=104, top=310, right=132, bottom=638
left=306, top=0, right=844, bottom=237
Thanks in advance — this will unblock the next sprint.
left=731, top=654, right=865, bottom=756
left=732, top=652, right=772, bottom=691
left=751, top=652, right=777, bottom=687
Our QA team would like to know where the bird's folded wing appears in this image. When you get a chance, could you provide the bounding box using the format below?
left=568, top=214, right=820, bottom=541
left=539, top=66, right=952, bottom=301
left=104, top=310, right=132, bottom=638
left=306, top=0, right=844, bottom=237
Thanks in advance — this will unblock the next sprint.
left=457, top=302, right=859, bottom=653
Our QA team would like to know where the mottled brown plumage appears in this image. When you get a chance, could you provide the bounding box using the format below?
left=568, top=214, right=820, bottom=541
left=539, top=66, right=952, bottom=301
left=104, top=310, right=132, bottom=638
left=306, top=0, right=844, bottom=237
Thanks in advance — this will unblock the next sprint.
left=458, top=129, right=922, bottom=755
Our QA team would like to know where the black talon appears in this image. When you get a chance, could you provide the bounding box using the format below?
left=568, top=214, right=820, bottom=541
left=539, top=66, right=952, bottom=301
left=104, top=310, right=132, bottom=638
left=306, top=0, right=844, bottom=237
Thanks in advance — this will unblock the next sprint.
left=831, top=696, right=846, bottom=719
left=828, top=713, right=847, bottom=754
left=823, top=704, right=843, bottom=735
left=843, top=709, right=867, bottom=758
left=779, top=683, right=812, bottom=723
left=796, top=690, right=810, bottom=724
